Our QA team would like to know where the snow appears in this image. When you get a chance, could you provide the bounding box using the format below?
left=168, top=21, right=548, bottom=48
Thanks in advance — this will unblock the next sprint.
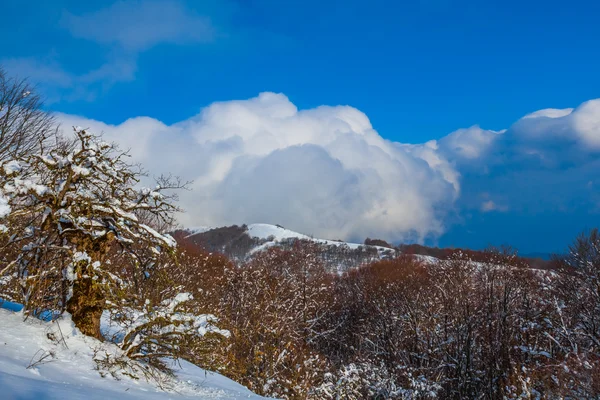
left=71, top=165, right=91, bottom=176
left=4, top=178, right=49, bottom=196
left=413, top=254, right=439, bottom=265
left=103, top=294, right=231, bottom=347
left=163, top=292, right=194, bottom=310
left=188, top=223, right=395, bottom=258
left=0, top=190, right=10, bottom=219
left=73, top=251, right=92, bottom=264
left=246, top=224, right=311, bottom=242
left=245, top=223, right=391, bottom=253
left=183, top=227, right=214, bottom=238
left=3, top=160, right=22, bottom=175
left=0, top=308, right=268, bottom=400
left=139, top=223, right=178, bottom=248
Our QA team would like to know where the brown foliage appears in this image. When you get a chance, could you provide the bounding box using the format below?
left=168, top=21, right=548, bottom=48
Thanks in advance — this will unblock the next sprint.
left=215, top=242, right=333, bottom=398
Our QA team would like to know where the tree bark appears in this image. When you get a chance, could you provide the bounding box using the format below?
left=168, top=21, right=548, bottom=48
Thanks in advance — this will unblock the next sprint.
left=67, top=277, right=104, bottom=340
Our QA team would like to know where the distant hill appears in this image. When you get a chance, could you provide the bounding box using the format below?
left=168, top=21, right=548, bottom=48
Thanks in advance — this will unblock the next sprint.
left=172, top=223, right=555, bottom=272
left=172, top=223, right=397, bottom=272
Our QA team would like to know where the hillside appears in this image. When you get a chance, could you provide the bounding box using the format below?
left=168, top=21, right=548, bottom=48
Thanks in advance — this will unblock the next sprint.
left=173, top=223, right=553, bottom=271
left=173, top=223, right=398, bottom=272
left=0, top=308, right=267, bottom=400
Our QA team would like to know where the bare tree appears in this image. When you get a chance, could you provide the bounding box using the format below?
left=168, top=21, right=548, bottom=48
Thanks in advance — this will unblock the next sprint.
left=0, top=67, right=55, bottom=161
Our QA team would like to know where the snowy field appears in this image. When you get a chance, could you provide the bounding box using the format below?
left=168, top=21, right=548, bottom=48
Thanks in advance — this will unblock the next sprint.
left=0, top=308, right=267, bottom=400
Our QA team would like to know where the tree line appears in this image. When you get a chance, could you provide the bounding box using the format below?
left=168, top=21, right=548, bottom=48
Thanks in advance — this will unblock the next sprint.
left=183, top=236, right=597, bottom=399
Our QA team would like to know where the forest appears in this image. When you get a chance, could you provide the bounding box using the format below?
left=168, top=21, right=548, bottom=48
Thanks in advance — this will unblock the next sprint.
left=0, top=68, right=599, bottom=399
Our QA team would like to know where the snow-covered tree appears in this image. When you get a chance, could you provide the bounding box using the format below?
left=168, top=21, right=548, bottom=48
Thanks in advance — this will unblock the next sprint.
left=0, top=127, right=183, bottom=339
left=104, top=245, right=233, bottom=372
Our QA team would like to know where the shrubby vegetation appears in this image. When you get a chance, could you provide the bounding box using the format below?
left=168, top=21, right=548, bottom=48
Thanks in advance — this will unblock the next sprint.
left=1, top=69, right=599, bottom=398
left=205, top=241, right=600, bottom=399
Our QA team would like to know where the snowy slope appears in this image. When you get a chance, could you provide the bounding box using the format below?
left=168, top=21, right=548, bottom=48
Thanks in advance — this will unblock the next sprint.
left=179, top=223, right=398, bottom=272
left=0, top=308, right=268, bottom=400
left=246, top=224, right=311, bottom=242
left=245, top=223, right=392, bottom=254
left=182, top=226, right=214, bottom=236
left=183, top=223, right=385, bottom=250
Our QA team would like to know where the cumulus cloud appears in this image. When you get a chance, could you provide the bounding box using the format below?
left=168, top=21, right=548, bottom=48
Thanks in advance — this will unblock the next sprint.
left=438, top=100, right=600, bottom=217
left=57, top=93, right=459, bottom=242
left=438, top=125, right=501, bottom=163
left=437, top=101, right=600, bottom=175
left=512, top=100, right=600, bottom=151
left=56, top=94, right=600, bottom=245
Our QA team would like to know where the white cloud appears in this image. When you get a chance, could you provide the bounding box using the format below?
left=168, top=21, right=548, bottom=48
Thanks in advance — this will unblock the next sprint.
left=522, top=108, right=573, bottom=120
left=509, top=100, right=600, bottom=151
left=57, top=93, right=459, bottom=242
left=570, top=100, right=600, bottom=149
left=56, top=94, right=600, bottom=244
left=61, top=0, right=216, bottom=51
left=437, top=99, right=600, bottom=219
left=436, top=101, right=600, bottom=173
left=438, top=125, right=501, bottom=161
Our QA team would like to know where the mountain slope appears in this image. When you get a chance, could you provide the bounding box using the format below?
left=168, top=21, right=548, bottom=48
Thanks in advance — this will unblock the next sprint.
left=176, top=223, right=397, bottom=272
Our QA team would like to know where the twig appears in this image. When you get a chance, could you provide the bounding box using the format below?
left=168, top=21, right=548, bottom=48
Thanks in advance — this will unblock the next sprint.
left=27, top=348, right=55, bottom=369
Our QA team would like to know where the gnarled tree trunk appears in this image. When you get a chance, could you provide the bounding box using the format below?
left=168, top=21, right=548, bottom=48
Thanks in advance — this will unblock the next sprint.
left=67, top=276, right=104, bottom=340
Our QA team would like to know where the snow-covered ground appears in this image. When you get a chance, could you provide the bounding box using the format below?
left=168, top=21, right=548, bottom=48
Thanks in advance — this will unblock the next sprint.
left=0, top=308, right=267, bottom=400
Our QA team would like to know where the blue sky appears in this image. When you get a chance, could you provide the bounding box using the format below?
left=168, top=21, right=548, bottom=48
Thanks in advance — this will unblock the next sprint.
left=2, top=0, right=600, bottom=254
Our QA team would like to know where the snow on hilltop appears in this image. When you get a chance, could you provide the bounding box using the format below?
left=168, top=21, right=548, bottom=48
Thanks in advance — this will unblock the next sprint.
left=0, top=308, right=268, bottom=400
left=182, top=226, right=214, bottom=236
left=246, top=223, right=312, bottom=242
left=178, top=223, right=398, bottom=272
left=246, top=223, right=396, bottom=254
left=247, top=223, right=366, bottom=251
left=185, top=223, right=392, bottom=253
